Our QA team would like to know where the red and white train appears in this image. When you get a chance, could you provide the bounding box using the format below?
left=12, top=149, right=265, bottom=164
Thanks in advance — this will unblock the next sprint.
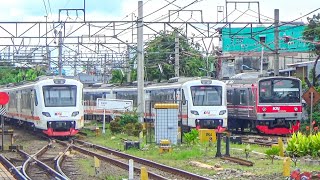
left=226, top=74, right=302, bottom=135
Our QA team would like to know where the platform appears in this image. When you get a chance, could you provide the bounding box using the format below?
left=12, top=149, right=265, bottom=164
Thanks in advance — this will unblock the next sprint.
left=0, top=163, right=16, bottom=180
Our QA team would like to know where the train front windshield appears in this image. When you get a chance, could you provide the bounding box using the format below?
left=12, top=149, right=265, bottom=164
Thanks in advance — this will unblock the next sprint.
left=259, top=78, right=300, bottom=103
left=191, top=86, right=222, bottom=106
left=43, top=85, right=77, bottom=107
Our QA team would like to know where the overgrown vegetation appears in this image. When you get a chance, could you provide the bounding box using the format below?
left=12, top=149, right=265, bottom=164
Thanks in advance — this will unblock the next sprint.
left=183, top=129, right=199, bottom=146
left=286, top=132, right=320, bottom=158
left=301, top=13, right=320, bottom=133
left=109, top=112, right=142, bottom=136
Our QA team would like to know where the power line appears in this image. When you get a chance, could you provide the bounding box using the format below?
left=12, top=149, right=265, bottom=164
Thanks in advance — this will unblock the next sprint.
left=47, top=0, right=53, bottom=17
left=42, top=0, right=48, bottom=17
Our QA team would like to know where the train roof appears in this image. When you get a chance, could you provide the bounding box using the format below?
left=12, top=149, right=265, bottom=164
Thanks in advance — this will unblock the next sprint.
left=225, top=75, right=301, bottom=86
left=83, top=77, right=225, bottom=91
left=0, top=76, right=81, bottom=90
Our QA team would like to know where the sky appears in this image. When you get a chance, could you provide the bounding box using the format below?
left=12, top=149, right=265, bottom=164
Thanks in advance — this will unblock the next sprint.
left=0, top=0, right=319, bottom=75
left=0, top=0, right=319, bottom=22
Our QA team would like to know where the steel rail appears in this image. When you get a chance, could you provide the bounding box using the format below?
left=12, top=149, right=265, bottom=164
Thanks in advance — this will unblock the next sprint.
left=74, top=139, right=212, bottom=180
left=54, top=144, right=72, bottom=179
left=64, top=142, right=168, bottom=180
left=0, top=154, right=28, bottom=180
left=18, top=148, right=68, bottom=180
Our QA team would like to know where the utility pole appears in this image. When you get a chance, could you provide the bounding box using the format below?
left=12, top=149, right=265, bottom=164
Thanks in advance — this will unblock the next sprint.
left=137, top=1, right=144, bottom=123
left=45, top=16, right=50, bottom=73
left=274, top=9, right=279, bottom=76
left=58, top=31, right=63, bottom=76
left=126, top=45, right=131, bottom=83
left=103, top=54, right=107, bottom=84
left=174, top=30, right=179, bottom=77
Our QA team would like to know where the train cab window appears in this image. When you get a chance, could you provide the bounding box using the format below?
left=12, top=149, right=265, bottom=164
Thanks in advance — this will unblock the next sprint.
left=34, top=90, right=38, bottom=106
left=43, top=85, right=77, bottom=107
left=227, top=90, right=233, bottom=105
left=240, top=90, right=247, bottom=105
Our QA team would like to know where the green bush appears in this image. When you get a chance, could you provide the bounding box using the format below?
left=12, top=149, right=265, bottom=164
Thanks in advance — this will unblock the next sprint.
left=124, top=123, right=135, bottom=136
left=183, top=129, right=199, bottom=146
left=265, top=146, right=280, bottom=164
left=119, top=113, right=138, bottom=126
left=110, top=119, right=122, bottom=134
left=132, top=123, right=143, bottom=137
left=286, top=132, right=320, bottom=158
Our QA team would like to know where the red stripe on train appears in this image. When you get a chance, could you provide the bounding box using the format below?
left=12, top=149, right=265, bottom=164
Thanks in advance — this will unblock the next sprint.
left=257, top=105, right=302, bottom=113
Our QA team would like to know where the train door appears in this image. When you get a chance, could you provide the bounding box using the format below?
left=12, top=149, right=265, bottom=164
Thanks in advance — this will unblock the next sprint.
left=227, top=89, right=234, bottom=118
left=248, top=88, right=256, bottom=119
left=233, top=89, right=240, bottom=118
left=181, top=88, right=188, bottom=128
left=17, top=91, right=21, bottom=118
left=30, top=90, right=34, bottom=117
left=238, top=88, right=249, bottom=118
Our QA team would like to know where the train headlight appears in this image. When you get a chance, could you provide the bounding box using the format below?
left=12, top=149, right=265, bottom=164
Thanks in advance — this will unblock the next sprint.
left=191, top=110, right=199, bottom=115
left=72, top=111, right=79, bottom=117
left=294, top=107, right=298, bottom=112
left=42, top=112, right=51, bottom=117
left=219, top=110, right=227, bottom=115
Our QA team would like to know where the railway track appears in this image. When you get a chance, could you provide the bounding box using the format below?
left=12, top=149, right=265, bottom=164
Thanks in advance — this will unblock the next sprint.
left=234, top=135, right=287, bottom=147
left=17, top=138, right=69, bottom=180
left=57, top=139, right=212, bottom=180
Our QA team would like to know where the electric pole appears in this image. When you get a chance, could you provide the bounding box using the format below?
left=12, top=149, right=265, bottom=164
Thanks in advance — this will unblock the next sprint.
left=274, top=9, right=279, bottom=76
left=137, top=1, right=144, bottom=123
left=58, top=31, right=63, bottom=76
left=103, top=54, right=107, bottom=84
left=127, top=45, right=131, bottom=82
left=45, top=16, right=50, bottom=73
left=174, top=30, right=179, bottom=77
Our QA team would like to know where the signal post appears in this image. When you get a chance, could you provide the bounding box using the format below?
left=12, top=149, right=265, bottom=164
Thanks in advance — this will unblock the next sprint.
left=0, top=92, right=10, bottom=151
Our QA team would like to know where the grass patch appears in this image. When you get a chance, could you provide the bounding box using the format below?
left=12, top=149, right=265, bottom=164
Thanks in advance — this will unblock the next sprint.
left=77, top=158, right=95, bottom=177
left=79, top=122, right=320, bottom=178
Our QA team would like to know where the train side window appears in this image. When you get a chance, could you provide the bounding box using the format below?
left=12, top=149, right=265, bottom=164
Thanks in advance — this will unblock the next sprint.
left=240, top=90, right=247, bottom=105
left=227, top=90, right=233, bottom=104
left=34, top=90, right=38, bottom=106
left=182, top=89, right=186, bottom=105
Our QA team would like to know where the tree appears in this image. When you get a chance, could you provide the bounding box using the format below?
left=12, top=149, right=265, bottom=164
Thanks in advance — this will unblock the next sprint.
left=303, top=13, right=320, bottom=86
left=144, top=30, right=214, bottom=81
left=109, top=69, right=125, bottom=84
left=0, top=67, right=45, bottom=85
